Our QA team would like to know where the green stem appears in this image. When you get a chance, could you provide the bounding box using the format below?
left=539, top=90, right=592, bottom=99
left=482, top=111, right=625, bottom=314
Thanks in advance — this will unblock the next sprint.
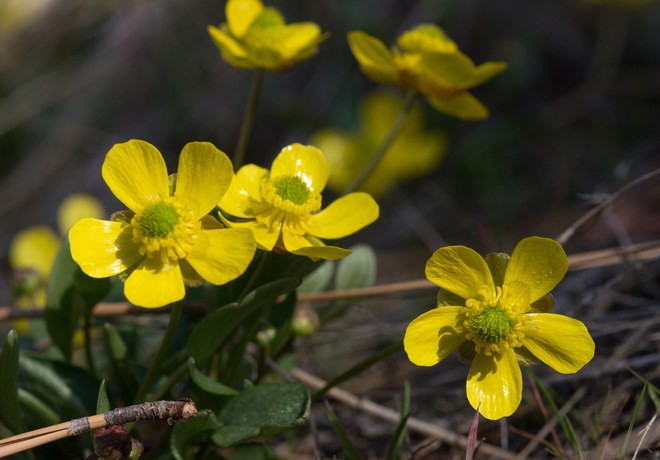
left=147, top=360, right=188, bottom=402
left=234, top=68, right=265, bottom=168
left=344, top=90, right=417, bottom=195
left=238, top=251, right=271, bottom=301
left=83, top=312, right=96, bottom=373
left=133, top=301, right=183, bottom=404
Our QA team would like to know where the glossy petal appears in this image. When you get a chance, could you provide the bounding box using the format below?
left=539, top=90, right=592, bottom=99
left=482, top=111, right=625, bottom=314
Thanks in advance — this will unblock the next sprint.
left=467, top=349, right=522, bottom=420
left=425, top=246, right=495, bottom=300
left=307, top=193, right=379, bottom=239
left=176, top=142, right=233, bottom=220
left=207, top=25, right=253, bottom=68
left=218, top=164, right=268, bottom=218
left=290, top=243, right=352, bottom=260
left=220, top=217, right=281, bottom=251
left=270, top=144, right=329, bottom=194
left=347, top=31, right=398, bottom=86
left=57, top=193, right=105, bottom=235
left=403, top=306, right=465, bottom=366
left=520, top=313, right=595, bottom=373
left=102, top=140, right=169, bottom=211
left=9, top=226, right=59, bottom=277
left=226, top=0, right=262, bottom=37
left=185, top=228, right=256, bottom=285
left=281, top=229, right=312, bottom=252
left=427, top=92, right=489, bottom=120
left=420, top=51, right=479, bottom=88
left=504, top=237, right=568, bottom=303
left=124, top=258, right=184, bottom=308
left=69, top=218, right=142, bottom=278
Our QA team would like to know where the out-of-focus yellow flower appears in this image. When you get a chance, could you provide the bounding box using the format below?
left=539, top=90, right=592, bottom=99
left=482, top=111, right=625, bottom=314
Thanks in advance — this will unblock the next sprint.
left=311, top=91, right=446, bottom=197
left=404, top=237, right=595, bottom=420
left=0, top=0, right=55, bottom=35
left=218, top=144, right=379, bottom=260
left=208, top=0, right=326, bottom=72
left=69, top=140, right=256, bottom=308
left=348, top=24, right=507, bottom=120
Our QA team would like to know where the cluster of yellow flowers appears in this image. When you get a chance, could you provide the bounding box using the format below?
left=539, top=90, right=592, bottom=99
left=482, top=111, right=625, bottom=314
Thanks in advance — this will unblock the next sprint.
left=11, top=0, right=594, bottom=424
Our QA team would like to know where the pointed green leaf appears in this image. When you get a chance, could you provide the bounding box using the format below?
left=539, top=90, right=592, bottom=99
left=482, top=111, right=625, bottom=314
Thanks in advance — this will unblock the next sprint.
left=0, top=330, right=25, bottom=434
left=334, top=244, right=376, bottom=290
left=297, top=261, right=334, bottom=294
left=170, top=410, right=222, bottom=460
left=188, top=358, right=238, bottom=396
left=188, top=279, right=299, bottom=367
left=211, top=425, right=260, bottom=448
left=96, top=380, right=110, bottom=414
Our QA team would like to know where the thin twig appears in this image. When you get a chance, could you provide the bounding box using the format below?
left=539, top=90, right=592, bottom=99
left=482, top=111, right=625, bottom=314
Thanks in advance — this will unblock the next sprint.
left=292, top=367, right=515, bottom=459
left=556, top=167, right=660, bottom=245
left=0, top=400, right=196, bottom=458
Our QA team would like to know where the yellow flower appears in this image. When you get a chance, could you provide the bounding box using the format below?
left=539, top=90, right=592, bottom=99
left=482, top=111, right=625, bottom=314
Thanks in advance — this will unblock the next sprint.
left=348, top=24, right=507, bottom=120
left=208, top=0, right=326, bottom=72
left=404, top=237, right=595, bottom=420
left=69, top=140, right=256, bottom=308
left=218, top=143, right=379, bottom=260
left=311, top=91, right=446, bottom=197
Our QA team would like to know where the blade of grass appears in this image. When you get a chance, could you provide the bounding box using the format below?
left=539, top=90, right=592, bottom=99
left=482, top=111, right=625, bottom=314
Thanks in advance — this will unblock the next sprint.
left=386, top=381, right=410, bottom=460
left=324, top=401, right=361, bottom=460
left=619, top=383, right=647, bottom=459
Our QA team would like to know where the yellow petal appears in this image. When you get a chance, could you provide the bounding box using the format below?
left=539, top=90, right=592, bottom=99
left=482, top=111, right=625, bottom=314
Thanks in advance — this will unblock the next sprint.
left=420, top=51, right=478, bottom=88
left=102, top=140, right=169, bottom=212
left=291, top=245, right=352, bottom=260
left=520, top=313, right=595, bottom=373
left=403, top=306, right=465, bottom=366
left=425, top=246, right=494, bottom=300
left=226, top=0, right=262, bottom=37
left=471, top=61, right=508, bottom=87
left=279, top=23, right=322, bottom=59
left=220, top=216, right=281, bottom=251
left=175, top=142, right=233, bottom=220
left=270, top=144, right=329, bottom=194
left=427, top=92, right=489, bottom=120
left=307, top=192, right=379, bottom=239
left=218, top=164, right=268, bottom=218
left=57, top=193, right=106, bottom=235
left=207, top=25, right=254, bottom=68
left=9, top=226, right=59, bottom=277
left=504, top=237, right=568, bottom=303
left=124, top=259, right=184, bottom=308
left=69, top=218, right=142, bottom=278
left=467, top=349, right=522, bottom=420
left=347, top=31, right=398, bottom=86
left=185, top=228, right=256, bottom=285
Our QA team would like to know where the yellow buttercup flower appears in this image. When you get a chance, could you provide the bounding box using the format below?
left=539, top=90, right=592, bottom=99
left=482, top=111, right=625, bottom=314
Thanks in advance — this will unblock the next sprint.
left=348, top=24, right=507, bottom=120
left=69, top=140, right=256, bottom=308
left=207, top=0, right=326, bottom=72
left=404, top=237, right=595, bottom=420
left=311, top=91, right=446, bottom=197
left=218, top=143, right=379, bottom=260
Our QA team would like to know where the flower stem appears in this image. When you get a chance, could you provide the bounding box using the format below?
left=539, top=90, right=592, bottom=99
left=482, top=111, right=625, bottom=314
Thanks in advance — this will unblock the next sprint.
left=83, top=312, right=96, bottom=373
left=133, top=301, right=183, bottom=404
left=234, top=68, right=265, bottom=169
left=344, top=90, right=417, bottom=195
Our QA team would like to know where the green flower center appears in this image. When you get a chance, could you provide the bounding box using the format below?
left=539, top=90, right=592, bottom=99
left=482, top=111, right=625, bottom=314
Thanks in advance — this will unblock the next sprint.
left=138, top=202, right=179, bottom=238
left=251, top=7, right=285, bottom=29
left=273, top=176, right=310, bottom=205
left=471, top=307, right=513, bottom=343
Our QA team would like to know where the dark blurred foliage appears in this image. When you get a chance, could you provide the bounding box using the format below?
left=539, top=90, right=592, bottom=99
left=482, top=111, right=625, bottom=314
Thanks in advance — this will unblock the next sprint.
left=0, top=0, right=659, bottom=296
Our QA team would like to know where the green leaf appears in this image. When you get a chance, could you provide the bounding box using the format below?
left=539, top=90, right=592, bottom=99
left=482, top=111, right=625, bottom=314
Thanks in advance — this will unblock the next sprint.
left=325, top=402, right=360, bottom=460
left=170, top=410, right=222, bottom=460
left=188, top=279, right=299, bottom=367
left=102, top=323, right=139, bottom=405
left=19, top=353, right=100, bottom=419
left=227, top=444, right=280, bottom=460
left=334, top=244, right=376, bottom=290
left=297, top=261, right=334, bottom=294
left=45, top=238, right=110, bottom=360
left=265, top=292, right=297, bottom=356
left=218, top=383, right=310, bottom=441
left=211, top=425, right=260, bottom=448
left=18, top=388, right=60, bottom=427
left=188, top=358, right=238, bottom=396
left=0, top=330, right=25, bottom=434
left=96, top=380, right=110, bottom=414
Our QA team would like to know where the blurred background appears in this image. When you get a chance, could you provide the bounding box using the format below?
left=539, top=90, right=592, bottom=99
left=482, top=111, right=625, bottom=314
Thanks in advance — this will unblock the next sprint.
left=0, top=0, right=659, bottom=456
